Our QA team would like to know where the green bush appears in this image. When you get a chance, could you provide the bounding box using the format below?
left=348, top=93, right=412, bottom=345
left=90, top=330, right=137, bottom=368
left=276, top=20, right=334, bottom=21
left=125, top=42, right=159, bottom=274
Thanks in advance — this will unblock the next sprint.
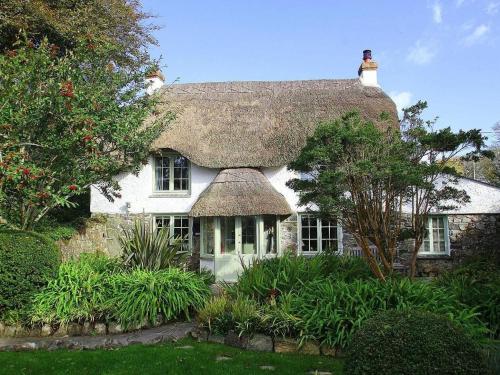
left=31, top=253, right=120, bottom=324
left=232, top=253, right=372, bottom=301
left=108, top=268, right=210, bottom=328
left=436, top=256, right=500, bottom=338
left=344, top=310, right=488, bottom=375
left=0, top=230, right=60, bottom=318
left=286, top=278, right=485, bottom=348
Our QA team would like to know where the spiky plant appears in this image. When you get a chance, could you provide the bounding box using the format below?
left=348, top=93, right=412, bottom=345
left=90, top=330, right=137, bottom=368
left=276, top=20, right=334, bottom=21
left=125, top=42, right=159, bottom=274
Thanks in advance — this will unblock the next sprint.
left=119, top=220, right=187, bottom=270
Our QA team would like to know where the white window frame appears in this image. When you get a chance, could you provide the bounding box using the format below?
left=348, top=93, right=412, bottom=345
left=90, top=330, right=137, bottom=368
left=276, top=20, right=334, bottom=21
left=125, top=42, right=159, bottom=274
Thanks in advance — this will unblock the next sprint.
left=153, top=214, right=192, bottom=253
left=419, top=215, right=450, bottom=256
left=152, top=153, right=191, bottom=195
left=297, top=213, right=343, bottom=255
left=199, top=215, right=281, bottom=258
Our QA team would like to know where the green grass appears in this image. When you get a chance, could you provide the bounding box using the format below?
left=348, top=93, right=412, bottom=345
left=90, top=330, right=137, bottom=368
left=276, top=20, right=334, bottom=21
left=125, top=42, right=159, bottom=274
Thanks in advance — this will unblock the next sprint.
left=0, top=339, right=344, bottom=375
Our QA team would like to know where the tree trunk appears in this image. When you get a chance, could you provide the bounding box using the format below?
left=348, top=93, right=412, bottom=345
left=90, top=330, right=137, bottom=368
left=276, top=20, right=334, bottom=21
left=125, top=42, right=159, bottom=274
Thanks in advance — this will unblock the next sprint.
left=409, top=238, right=422, bottom=278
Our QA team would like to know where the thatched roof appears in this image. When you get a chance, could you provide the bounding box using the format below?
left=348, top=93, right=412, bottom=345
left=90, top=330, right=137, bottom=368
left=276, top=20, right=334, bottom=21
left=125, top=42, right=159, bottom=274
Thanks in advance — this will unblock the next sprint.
left=189, top=168, right=292, bottom=217
left=152, top=79, right=397, bottom=168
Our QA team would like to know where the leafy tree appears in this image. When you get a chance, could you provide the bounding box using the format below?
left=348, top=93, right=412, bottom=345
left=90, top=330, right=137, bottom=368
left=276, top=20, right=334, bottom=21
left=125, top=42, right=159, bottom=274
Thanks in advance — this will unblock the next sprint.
left=0, top=0, right=157, bottom=70
left=0, top=38, right=172, bottom=230
left=287, top=112, right=410, bottom=280
left=400, top=101, right=490, bottom=277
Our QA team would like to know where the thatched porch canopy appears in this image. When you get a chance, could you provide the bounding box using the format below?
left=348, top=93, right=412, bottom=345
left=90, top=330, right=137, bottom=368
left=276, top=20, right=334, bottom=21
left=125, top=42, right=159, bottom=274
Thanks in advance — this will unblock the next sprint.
left=152, top=79, right=397, bottom=169
left=189, top=168, right=292, bottom=217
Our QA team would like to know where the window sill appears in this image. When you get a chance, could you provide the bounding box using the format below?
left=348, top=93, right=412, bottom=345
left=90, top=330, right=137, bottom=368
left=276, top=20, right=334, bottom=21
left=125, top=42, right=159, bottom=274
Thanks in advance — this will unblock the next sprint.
left=200, top=255, right=214, bottom=260
left=417, top=253, right=451, bottom=259
left=149, top=192, right=190, bottom=198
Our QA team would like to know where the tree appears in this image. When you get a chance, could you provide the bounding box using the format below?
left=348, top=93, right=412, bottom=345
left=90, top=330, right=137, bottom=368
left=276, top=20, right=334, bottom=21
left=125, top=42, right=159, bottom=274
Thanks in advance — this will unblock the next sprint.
left=0, top=38, right=172, bottom=230
left=0, top=0, right=157, bottom=70
left=287, top=112, right=410, bottom=280
left=400, top=101, right=490, bottom=277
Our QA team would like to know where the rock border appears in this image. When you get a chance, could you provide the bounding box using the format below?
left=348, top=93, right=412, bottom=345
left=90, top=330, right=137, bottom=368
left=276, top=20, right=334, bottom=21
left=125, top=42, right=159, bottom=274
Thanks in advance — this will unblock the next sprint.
left=0, top=322, right=195, bottom=352
left=193, top=329, right=343, bottom=357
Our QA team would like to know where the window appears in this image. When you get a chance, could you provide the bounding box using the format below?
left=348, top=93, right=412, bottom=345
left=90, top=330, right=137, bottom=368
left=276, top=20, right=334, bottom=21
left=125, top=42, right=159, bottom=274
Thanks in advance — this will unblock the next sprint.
left=263, top=216, right=277, bottom=254
left=301, top=214, right=318, bottom=253
left=201, top=217, right=215, bottom=256
left=241, top=216, right=257, bottom=254
left=299, top=214, right=341, bottom=254
left=154, top=154, right=190, bottom=192
left=154, top=214, right=190, bottom=251
left=420, top=216, right=449, bottom=255
left=221, top=217, right=236, bottom=254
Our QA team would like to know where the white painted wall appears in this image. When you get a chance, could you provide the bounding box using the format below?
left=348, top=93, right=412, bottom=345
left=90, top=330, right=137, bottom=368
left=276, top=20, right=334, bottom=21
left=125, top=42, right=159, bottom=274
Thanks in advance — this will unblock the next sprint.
left=90, top=157, right=219, bottom=214
left=91, top=161, right=500, bottom=216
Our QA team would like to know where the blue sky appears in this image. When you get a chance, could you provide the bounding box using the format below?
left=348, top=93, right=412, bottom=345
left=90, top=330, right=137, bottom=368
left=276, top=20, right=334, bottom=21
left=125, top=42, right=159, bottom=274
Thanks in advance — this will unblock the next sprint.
left=142, top=0, right=499, bottom=139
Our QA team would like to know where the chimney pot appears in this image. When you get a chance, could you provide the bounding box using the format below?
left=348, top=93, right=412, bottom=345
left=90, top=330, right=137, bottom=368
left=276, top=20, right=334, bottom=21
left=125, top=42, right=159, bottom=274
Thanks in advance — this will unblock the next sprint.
left=145, top=69, right=165, bottom=95
left=363, top=49, right=372, bottom=61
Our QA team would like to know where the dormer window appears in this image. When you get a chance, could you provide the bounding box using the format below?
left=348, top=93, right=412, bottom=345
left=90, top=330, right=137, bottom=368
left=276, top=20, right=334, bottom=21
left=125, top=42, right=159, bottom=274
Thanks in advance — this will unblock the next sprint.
left=154, top=154, right=190, bottom=193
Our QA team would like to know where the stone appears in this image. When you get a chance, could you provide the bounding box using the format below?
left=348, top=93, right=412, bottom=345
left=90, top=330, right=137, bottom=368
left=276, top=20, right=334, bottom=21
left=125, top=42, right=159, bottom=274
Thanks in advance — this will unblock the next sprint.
left=94, top=323, right=107, bottom=335
left=248, top=334, right=273, bottom=352
left=320, top=345, right=337, bottom=357
left=41, top=324, right=53, bottom=337
left=29, top=327, right=42, bottom=337
left=273, top=337, right=297, bottom=353
left=108, top=322, right=123, bottom=334
left=260, top=365, right=275, bottom=371
left=216, top=355, right=232, bottom=361
left=82, top=322, right=92, bottom=335
left=176, top=345, right=194, bottom=349
left=207, top=334, right=225, bottom=344
left=67, top=323, right=82, bottom=336
left=54, top=325, right=68, bottom=337
left=299, top=340, right=320, bottom=355
left=209, top=284, right=224, bottom=296
left=308, top=371, right=332, bottom=375
left=0, top=322, right=5, bottom=336
left=224, top=330, right=248, bottom=349
left=3, top=326, right=17, bottom=337
left=153, top=315, right=164, bottom=327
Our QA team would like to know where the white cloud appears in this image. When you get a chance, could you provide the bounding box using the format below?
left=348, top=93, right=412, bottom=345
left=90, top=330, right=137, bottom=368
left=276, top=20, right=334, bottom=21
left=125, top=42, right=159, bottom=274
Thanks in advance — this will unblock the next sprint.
left=463, top=24, right=490, bottom=46
left=389, top=91, right=413, bottom=114
left=406, top=41, right=436, bottom=65
left=432, top=2, right=443, bottom=23
left=486, top=2, right=500, bottom=15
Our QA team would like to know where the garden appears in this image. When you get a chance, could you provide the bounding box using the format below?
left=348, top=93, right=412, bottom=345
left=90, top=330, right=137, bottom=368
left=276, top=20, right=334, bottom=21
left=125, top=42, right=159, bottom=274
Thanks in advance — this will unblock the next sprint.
left=1, top=224, right=499, bottom=374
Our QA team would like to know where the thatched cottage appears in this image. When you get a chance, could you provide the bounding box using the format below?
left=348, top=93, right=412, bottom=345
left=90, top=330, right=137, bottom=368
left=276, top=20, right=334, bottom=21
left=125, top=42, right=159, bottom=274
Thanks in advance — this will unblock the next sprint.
left=86, top=51, right=500, bottom=281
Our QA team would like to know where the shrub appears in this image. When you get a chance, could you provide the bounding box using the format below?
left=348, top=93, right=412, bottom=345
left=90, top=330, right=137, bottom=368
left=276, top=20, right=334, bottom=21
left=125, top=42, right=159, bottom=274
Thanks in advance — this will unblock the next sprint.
left=197, top=295, right=261, bottom=336
left=233, top=253, right=372, bottom=301
left=0, top=230, right=60, bottom=318
left=31, top=253, right=120, bottom=324
left=108, top=268, right=210, bottom=328
left=344, top=310, right=488, bottom=375
left=286, top=278, right=485, bottom=348
left=436, top=256, right=500, bottom=339
left=198, top=296, right=230, bottom=333
left=120, top=220, right=187, bottom=270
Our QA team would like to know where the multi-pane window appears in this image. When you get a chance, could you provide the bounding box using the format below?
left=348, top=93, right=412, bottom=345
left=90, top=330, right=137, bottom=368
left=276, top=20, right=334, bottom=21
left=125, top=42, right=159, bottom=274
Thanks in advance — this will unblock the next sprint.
left=263, top=216, right=277, bottom=254
left=154, top=155, right=189, bottom=192
left=221, top=217, right=236, bottom=254
left=301, top=214, right=318, bottom=253
left=300, top=214, right=341, bottom=254
left=421, top=216, right=449, bottom=254
left=321, top=219, right=338, bottom=252
left=241, top=216, right=257, bottom=254
left=154, top=215, right=190, bottom=251
left=201, top=217, right=215, bottom=256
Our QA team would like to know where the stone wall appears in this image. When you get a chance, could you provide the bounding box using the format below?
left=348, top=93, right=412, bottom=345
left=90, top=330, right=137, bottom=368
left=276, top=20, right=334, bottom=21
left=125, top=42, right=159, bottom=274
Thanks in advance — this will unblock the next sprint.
left=58, top=213, right=500, bottom=276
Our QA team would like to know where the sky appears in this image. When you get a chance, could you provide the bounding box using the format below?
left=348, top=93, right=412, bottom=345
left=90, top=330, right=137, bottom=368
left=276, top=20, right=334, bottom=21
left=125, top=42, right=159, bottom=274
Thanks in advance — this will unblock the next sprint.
left=141, top=0, right=499, bottom=140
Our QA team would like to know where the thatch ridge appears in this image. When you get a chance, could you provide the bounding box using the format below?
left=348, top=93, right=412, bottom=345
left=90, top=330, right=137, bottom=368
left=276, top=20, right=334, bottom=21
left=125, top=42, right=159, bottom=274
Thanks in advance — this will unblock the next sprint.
left=152, top=79, right=397, bottom=168
left=189, top=168, right=292, bottom=217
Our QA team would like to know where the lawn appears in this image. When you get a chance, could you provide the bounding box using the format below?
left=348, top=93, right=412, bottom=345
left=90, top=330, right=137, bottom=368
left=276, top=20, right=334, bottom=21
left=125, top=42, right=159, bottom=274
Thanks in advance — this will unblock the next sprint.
left=0, top=339, right=344, bottom=375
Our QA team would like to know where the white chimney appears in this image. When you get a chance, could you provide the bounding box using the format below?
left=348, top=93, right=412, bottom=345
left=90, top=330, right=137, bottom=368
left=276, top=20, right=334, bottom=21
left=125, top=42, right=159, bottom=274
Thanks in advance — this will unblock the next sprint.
left=145, top=70, right=165, bottom=95
left=358, top=49, right=379, bottom=87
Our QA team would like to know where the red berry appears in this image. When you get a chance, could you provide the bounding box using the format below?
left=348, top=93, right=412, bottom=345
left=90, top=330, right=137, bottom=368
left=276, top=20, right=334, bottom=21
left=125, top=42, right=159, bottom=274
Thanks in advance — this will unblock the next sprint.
left=68, top=184, right=78, bottom=191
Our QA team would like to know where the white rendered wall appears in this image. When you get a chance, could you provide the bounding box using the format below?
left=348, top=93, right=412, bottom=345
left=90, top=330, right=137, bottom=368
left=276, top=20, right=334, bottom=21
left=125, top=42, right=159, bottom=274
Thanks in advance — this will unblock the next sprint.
left=90, top=157, right=219, bottom=215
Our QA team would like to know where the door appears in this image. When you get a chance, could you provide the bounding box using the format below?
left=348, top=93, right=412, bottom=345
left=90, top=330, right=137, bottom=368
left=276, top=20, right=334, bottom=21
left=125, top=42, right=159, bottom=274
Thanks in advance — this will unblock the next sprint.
left=215, top=216, right=259, bottom=282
